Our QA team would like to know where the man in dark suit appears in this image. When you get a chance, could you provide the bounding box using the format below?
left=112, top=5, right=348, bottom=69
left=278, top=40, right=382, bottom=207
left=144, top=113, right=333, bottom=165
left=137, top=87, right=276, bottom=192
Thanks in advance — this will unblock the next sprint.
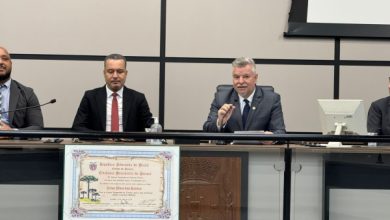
left=72, top=54, right=153, bottom=132
left=0, top=46, right=43, bottom=130
left=203, top=57, right=286, bottom=134
left=367, top=79, right=390, bottom=135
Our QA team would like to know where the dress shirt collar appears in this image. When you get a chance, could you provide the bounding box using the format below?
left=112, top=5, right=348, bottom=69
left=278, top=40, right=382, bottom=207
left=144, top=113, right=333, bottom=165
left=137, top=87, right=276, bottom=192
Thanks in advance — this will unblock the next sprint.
left=1, top=78, right=11, bottom=88
left=238, top=88, right=256, bottom=104
left=106, top=86, right=124, bottom=98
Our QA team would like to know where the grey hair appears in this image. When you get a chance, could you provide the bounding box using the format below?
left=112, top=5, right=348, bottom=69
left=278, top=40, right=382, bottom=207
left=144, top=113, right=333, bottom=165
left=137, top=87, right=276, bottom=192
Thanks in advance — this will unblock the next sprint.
left=104, top=54, right=127, bottom=68
left=232, top=57, right=256, bottom=72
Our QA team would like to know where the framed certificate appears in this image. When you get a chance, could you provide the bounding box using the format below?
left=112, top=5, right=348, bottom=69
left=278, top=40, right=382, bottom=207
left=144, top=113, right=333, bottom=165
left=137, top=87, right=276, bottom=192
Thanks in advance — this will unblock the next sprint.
left=63, top=145, right=180, bottom=220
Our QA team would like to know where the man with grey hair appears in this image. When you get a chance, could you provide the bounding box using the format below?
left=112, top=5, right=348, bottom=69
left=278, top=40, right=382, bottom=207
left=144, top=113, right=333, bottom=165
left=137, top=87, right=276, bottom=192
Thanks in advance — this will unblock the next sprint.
left=203, top=57, right=286, bottom=134
left=72, top=53, right=153, bottom=132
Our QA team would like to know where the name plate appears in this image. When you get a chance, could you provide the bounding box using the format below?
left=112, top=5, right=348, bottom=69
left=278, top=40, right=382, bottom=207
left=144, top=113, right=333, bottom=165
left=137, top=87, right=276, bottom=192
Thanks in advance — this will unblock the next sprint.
left=63, top=145, right=179, bottom=220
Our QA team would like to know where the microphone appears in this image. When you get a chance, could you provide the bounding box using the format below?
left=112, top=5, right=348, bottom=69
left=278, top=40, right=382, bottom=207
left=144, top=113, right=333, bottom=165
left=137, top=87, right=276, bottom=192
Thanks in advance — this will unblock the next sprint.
left=0, top=99, right=56, bottom=114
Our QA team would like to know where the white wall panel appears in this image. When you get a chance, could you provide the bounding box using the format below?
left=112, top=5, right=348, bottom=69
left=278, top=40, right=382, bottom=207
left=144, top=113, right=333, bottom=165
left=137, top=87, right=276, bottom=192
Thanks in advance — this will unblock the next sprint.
left=341, top=40, right=390, bottom=61
left=1, top=0, right=160, bottom=56
left=260, top=65, right=333, bottom=132
left=166, top=0, right=334, bottom=59
left=165, top=63, right=231, bottom=130
left=0, top=185, right=58, bottom=220
left=340, top=66, right=390, bottom=115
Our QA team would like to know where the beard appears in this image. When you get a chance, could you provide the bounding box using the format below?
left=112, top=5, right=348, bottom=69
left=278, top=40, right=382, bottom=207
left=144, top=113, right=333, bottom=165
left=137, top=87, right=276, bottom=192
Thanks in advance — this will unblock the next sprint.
left=0, top=69, right=11, bottom=82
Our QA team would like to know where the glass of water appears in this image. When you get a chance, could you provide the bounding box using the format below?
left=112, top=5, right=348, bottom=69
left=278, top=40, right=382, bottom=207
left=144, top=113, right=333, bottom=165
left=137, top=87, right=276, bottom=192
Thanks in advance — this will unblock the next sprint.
left=145, top=128, right=152, bottom=144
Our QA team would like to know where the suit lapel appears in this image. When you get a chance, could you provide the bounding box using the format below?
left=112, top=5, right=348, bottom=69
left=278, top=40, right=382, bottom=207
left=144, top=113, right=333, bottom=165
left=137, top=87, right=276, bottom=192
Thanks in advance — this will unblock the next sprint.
left=122, top=87, right=131, bottom=131
left=8, top=81, right=20, bottom=124
left=96, top=87, right=107, bottom=130
left=386, top=98, right=390, bottom=132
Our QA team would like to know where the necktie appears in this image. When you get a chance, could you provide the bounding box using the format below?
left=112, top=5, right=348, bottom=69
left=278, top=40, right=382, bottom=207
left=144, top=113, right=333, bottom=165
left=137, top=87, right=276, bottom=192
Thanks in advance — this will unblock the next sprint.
left=111, top=93, right=119, bottom=132
left=242, top=99, right=250, bottom=129
left=0, top=85, right=4, bottom=121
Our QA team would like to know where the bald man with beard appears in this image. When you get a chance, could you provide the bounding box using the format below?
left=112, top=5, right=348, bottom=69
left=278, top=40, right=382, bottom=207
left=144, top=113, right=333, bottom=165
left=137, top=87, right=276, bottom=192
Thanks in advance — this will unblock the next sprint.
left=0, top=46, right=43, bottom=130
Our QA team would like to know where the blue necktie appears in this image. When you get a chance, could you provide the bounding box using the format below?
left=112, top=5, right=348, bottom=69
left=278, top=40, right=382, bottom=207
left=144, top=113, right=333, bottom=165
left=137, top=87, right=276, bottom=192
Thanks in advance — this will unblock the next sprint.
left=242, top=99, right=250, bottom=129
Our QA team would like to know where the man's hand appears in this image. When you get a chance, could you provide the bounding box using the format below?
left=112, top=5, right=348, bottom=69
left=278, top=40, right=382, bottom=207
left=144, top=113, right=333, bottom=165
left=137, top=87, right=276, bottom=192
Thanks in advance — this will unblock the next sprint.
left=217, top=104, right=236, bottom=127
left=262, top=131, right=274, bottom=145
left=0, top=121, right=12, bottom=131
left=0, top=121, right=13, bottom=139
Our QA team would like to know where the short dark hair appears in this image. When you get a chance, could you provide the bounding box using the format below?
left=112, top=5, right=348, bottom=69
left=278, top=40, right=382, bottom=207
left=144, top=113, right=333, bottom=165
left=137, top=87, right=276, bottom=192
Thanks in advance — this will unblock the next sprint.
left=104, top=54, right=127, bottom=68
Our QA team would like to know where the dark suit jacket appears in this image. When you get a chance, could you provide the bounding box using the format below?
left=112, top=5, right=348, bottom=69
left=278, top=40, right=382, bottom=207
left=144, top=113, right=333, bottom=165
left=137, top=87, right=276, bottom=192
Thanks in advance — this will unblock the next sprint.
left=8, top=80, right=43, bottom=129
left=367, top=96, right=390, bottom=135
left=72, top=86, right=153, bottom=132
left=203, top=85, right=286, bottom=133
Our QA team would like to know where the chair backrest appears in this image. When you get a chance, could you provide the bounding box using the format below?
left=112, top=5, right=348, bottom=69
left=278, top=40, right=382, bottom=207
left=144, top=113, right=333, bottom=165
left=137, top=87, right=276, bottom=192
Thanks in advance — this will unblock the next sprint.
left=217, top=84, right=274, bottom=92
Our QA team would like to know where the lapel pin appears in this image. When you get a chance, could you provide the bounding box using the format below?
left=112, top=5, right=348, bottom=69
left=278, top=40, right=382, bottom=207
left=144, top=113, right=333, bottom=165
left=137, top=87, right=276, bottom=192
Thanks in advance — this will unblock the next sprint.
left=252, top=107, right=256, bottom=110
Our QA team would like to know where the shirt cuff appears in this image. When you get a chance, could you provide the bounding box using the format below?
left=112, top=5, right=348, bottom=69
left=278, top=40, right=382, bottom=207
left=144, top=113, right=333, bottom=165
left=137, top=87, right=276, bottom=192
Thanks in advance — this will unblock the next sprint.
left=216, top=119, right=226, bottom=131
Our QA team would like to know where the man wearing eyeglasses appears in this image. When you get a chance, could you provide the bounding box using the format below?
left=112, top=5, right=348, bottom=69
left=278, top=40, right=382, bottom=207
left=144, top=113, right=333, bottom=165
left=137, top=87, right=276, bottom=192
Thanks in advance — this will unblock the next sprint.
left=72, top=54, right=153, bottom=132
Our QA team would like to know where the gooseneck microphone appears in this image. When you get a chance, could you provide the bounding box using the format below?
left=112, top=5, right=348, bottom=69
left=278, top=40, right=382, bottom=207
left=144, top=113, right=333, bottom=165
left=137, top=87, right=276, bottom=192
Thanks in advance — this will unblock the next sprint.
left=0, top=99, right=56, bottom=114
